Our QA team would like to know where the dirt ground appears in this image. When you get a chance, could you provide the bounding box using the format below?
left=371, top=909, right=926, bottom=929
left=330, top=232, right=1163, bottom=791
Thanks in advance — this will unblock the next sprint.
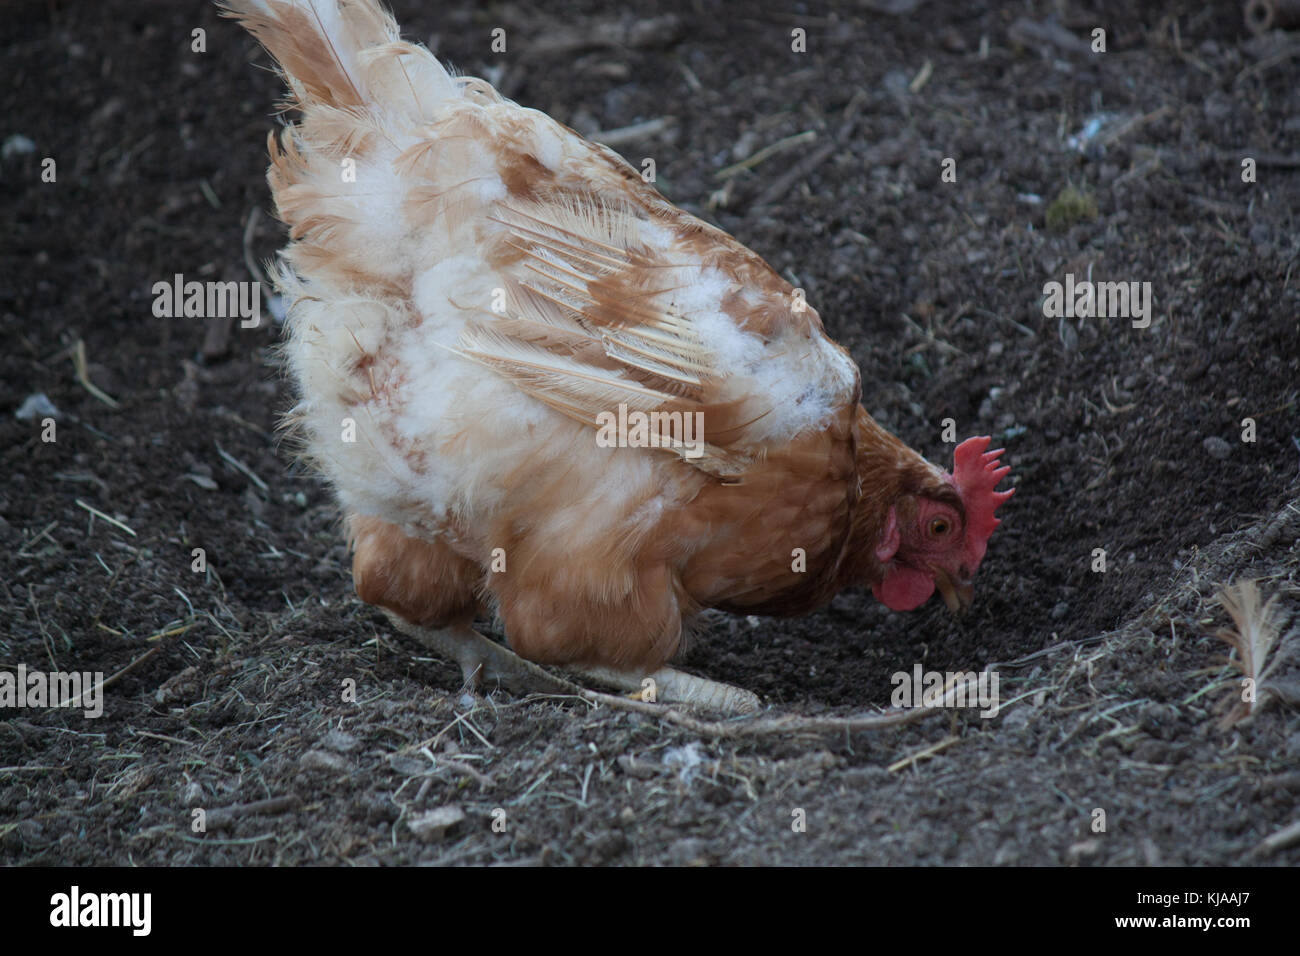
left=2, top=0, right=1298, bottom=866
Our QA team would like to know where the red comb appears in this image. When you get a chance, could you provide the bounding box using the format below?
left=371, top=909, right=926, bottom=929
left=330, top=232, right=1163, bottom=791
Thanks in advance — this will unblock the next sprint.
left=952, top=436, right=1014, bottom=565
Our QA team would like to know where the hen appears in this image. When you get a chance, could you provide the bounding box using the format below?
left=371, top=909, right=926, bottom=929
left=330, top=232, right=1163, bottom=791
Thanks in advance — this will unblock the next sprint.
left=225, top=0, right=1013, bottom=712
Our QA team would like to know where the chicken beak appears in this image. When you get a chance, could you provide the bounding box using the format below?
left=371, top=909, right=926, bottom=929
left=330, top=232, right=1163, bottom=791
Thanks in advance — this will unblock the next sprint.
left=934, top=569, right=974, bottom=614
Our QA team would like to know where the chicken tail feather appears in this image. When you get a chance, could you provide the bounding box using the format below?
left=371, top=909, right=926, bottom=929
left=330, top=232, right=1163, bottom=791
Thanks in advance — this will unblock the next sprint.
left=220, top=0, right=455, bottom=118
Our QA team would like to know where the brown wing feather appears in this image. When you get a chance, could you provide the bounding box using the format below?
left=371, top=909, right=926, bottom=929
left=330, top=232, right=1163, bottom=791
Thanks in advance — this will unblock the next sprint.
left=458, top=194, right=769, bottom=478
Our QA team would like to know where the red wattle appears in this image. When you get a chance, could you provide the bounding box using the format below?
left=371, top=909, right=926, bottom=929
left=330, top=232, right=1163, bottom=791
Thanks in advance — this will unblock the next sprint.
left=872, top=566, right=936, bottom=611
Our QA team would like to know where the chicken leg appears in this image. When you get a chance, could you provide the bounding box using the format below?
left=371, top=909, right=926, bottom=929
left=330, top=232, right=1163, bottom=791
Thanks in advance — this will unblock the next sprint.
left=384, top=611, right=760, bottom=714
left=384, top=611, right=575, bottom=695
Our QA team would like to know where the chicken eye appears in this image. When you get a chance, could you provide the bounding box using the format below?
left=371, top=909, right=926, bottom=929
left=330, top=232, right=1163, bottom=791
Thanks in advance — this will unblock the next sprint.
left=928, top=517, right=952, bottom=537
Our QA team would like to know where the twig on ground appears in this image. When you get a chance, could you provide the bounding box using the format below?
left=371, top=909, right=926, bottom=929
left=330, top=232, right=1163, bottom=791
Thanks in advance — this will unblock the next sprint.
left=64, top=644, right=162, bottom=711
left=75, top=498, right=137, bottom=537
left=72, top=339, right=121, bottom=409
left=215, top=442, right=269, bottom=492
left=568, top=687, right=941, bottom=738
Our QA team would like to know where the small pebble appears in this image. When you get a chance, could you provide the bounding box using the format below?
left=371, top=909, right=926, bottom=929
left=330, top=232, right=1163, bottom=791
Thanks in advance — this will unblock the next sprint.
left=407, top=805, right=465, bottom=843
left=321, top=729, right=359, bottom=753
left=1, top=133, right=36, bottom=159
left=1202, top=436, right=1231, bottom=460
left=14, top=393, right=60, bottom=421
left=299, top=749, right=349, bottom=773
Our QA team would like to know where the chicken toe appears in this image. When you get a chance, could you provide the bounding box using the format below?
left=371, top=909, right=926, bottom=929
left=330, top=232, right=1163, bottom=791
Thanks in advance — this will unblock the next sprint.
left=386, top=612, right=759, bottom=714
left=384, top=612, right=577, bottom=697
left=577, top=665, right=761, bottom=715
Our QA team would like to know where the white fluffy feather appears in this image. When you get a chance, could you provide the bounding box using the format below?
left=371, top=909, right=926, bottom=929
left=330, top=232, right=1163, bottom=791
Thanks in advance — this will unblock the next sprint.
left=229, top=0, right=859, bottom=547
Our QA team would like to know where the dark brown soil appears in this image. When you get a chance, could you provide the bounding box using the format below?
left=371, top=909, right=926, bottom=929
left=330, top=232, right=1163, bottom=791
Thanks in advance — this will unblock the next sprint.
left=1, top=0, right=1297, bottom=866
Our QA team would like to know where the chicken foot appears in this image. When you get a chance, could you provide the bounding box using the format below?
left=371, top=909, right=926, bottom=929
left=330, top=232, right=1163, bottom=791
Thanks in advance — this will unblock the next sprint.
left=575, top=665, right=761, bottom=715
left=384, top=612, right=578, bottom=696
left=384, top=611, right=761, bottom=714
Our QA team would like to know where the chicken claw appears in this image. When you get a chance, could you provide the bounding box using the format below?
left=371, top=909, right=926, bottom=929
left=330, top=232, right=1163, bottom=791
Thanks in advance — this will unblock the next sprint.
left=383, top=612, right=576, bottom=697
left=385, top=612, right=760, bottom=714
left=577, top=665, right=761, bottom=715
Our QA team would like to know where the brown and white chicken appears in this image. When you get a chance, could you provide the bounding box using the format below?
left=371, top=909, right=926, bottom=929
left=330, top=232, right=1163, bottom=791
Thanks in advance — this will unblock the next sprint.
left=225, top=0, right=1012, bottom=712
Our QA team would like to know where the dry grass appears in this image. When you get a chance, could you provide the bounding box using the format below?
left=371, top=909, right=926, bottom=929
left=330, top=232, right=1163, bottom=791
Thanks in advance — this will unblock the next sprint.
left=1214, top=579, right=1297, bottom=729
